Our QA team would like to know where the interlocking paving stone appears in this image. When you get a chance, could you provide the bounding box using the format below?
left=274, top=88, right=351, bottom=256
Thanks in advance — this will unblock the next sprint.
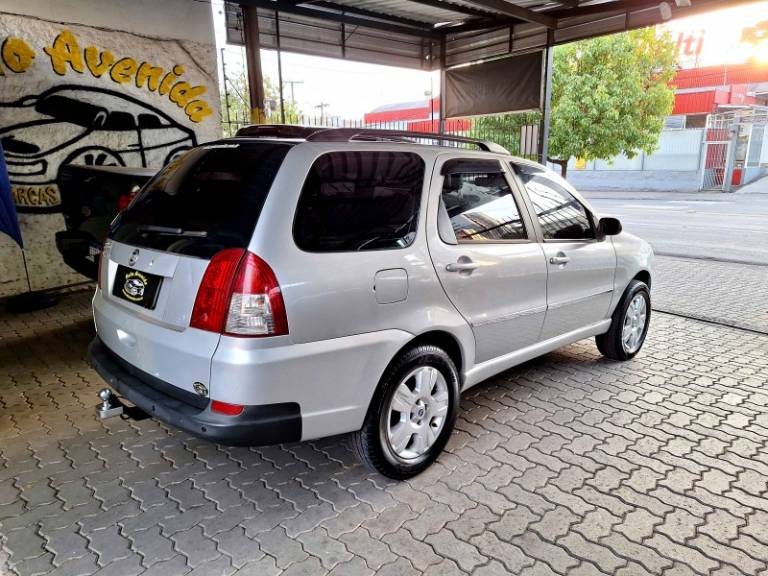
left=653, top=256, right=768, bottom=333
left=2, top=282, right=768, bottom=575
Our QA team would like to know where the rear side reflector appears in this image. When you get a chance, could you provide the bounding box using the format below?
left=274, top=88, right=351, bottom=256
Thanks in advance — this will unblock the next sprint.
left=190, top=249, right=288, bottom=337
left=211, top=400, right=244, bottom=416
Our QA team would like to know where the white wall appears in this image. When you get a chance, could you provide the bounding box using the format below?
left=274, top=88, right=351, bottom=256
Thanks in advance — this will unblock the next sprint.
left=567, top=129, right=703, bottom=174
left=644, top=129, right=703, bottom=171
left=0, top=1, right=221, bottom=297
left=564, top=129, right=704, bottom=192
left=0, top=0, right=214, bottom=43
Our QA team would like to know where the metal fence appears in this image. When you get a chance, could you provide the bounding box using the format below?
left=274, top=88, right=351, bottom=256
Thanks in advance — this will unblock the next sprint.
left=222, top=115, right=539, bottom=160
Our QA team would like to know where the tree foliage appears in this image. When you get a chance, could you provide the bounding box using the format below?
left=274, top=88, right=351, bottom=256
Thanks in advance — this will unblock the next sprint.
left=471, top=28, right=677, bottom=177
left=220, top=70, right=303, bottom=136
left=548, top=27, right=677, bottom=176
left=469, top=111, right=542, bottom=159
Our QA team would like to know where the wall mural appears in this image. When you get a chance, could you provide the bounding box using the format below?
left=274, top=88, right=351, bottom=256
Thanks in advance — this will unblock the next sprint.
left=0, top=13, right=220, bottom=296
left=2, top=85, right=198, bottom=213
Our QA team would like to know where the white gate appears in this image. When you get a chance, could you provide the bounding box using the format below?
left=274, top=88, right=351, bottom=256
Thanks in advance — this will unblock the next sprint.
left=700, top=113, right=733, bottom=191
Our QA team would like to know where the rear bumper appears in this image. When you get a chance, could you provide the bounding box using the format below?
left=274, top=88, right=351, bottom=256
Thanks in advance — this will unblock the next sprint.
left=88, top=337, right=301, bottom=446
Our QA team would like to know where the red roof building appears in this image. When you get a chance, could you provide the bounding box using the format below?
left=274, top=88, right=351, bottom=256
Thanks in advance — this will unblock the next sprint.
left=671, top=62, right=768, bottom=119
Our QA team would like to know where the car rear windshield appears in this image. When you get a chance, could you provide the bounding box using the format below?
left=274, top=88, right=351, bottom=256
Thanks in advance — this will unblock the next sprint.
left=109, top=142, right=291, bottom=258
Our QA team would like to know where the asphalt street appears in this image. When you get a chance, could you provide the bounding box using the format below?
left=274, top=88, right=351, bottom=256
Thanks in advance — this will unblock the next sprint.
left=584, top=189, right=768, bottom=265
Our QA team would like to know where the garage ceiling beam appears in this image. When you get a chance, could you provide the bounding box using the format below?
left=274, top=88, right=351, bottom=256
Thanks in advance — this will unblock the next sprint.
left=547, top=0, right=660, bottom=18
left=237, top=0, right=442, bottom=38
left=296, top=1, right=433, bottom=29
left=404, top=0, right=501, bottom=19
left=462, top=0, right=557, bottom=28
left=443, top=17, right=517, bottom=34
left=550, top=0, right=579, bottom=7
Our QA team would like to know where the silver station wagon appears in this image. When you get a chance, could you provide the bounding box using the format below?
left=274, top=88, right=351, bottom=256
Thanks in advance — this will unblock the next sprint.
left=89, top=126, right=653, bottom=478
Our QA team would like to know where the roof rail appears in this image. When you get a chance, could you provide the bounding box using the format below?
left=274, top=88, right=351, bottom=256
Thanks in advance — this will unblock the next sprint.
left=305, top=128, right=509, bottom=154
left=235, top=124, right=325, bottom=139
left=235, top=125, right=510, bottom=154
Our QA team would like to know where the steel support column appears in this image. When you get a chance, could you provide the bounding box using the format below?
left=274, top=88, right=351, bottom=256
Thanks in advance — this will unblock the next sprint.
left=538, top=42, right=554, bottom=165
left=439, top=36, right=447, bottom=134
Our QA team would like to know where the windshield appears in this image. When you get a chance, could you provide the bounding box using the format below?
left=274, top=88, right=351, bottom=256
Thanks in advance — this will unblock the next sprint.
left=36, top=95, right=108, bottom=127
left=109, top=142, right=292, bottom=258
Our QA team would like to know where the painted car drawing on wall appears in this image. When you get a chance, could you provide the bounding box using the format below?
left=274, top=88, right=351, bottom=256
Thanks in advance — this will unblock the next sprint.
left=0, top=84, right=197, bottom=188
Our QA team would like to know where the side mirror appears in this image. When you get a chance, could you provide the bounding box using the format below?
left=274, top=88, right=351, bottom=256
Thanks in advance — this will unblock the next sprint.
left=598, top=216, right=622, bottom=237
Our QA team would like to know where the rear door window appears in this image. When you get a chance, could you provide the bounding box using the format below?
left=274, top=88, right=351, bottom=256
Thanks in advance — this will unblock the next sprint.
left=110, top=142, right=291, bottom=258
left=441, top=159, right=527, bottom=242
left=293, top=151, right=425, bottom=252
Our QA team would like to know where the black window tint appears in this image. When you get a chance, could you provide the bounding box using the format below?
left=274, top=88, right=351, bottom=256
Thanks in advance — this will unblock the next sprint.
left=515, top=164, right=594, bottom=240
left=442, top=161, right=526, bottom=242
left=110, top=142, right=291, bottom=258
left=294, top=151, right=424, bottom=252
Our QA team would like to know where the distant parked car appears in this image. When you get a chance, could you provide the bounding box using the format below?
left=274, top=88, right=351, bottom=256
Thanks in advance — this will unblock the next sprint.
left=89, top=126, right=653, bottom=479
left=0, top=85, right=196, bottom=186
left=56, top=165, right=155, bottom=279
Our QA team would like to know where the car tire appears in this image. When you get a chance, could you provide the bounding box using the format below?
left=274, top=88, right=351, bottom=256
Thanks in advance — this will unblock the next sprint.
left=351, top=345, right=460, bottom=479
left=596, top=279, right=651, bottom=361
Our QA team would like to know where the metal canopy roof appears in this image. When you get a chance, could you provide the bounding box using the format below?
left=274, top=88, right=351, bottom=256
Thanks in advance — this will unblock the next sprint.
left=225, top=0, right=757, bottom=69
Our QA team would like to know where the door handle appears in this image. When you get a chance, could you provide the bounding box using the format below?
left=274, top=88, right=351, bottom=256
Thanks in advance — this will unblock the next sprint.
left=446, top=260, right=479, bottom=273
left=549, top=253, right=570, bottom=265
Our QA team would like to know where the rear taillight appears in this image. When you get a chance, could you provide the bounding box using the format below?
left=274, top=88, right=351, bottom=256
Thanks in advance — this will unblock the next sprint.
left=97, top=242, right=111, bottom=290
left=225, top=252, right=288, bottom=337
left=97, top=249, right=104, bottom=290
left=190, top=249, right=288, bottom=337
left=117, top=186, right=139, bottom=212
left=190, top=248, right=244, bottom=333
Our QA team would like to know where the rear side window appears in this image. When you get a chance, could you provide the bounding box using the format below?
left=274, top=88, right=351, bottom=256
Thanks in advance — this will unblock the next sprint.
left=293, top=151, right=424, bottom=252
left=110, top=142, right=291, bottom=258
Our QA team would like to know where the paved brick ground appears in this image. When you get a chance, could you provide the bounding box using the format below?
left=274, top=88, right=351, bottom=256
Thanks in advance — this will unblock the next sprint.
left=2, top=289, right=768, bottom=576
left=652, top=256, right=768, bottom=334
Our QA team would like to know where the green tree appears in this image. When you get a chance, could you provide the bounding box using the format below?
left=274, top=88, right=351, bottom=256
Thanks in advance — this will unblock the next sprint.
left=471, top=28, right=677, bottom=178
left=470, top=111, right=542, bottom=159
left=549, top=27, right=677, bottom=177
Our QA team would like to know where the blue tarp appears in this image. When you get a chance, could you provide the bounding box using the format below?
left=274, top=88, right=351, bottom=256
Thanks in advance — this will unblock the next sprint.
left=0, top=140, right=23, bottom=248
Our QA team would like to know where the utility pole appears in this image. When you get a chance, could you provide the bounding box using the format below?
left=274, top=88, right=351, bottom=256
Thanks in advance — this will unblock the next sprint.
left=283, top=80, right=304, bottom=104
left=220, top=47, right=232, bottom=130
left=315, top=102, right=329, bottom=124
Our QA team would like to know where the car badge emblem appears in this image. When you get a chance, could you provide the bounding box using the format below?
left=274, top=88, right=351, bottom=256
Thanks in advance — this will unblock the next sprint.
left=129, top=249, right=139, bottom=267
left=193, top=382, right=209, bottom=397
left=121, top=271, right=147, bottom=302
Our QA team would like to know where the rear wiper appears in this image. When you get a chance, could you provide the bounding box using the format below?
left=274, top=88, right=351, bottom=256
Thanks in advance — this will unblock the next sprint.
left=136, top=225, right=208, bottom=238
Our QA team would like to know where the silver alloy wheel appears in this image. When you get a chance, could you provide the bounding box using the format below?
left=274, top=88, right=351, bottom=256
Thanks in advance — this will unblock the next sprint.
left=386, top=366, right=450, bottom=460
left=622, top=294, right=648, bottom=353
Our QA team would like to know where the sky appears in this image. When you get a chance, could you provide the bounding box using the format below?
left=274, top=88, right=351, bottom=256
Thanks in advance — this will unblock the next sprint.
left=211, top=1, right=768, bottom=122
left=210, top=1, right=437, bottom=121
left=661, top=1, right=768, bottom=68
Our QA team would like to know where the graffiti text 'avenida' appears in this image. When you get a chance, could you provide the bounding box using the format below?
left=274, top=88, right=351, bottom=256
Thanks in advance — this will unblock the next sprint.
left=0, top=30, right=213, bottom=123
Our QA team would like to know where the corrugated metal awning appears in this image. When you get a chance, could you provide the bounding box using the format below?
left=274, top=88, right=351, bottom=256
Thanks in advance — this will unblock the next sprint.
left=227, top=0, right=756, bottom=69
